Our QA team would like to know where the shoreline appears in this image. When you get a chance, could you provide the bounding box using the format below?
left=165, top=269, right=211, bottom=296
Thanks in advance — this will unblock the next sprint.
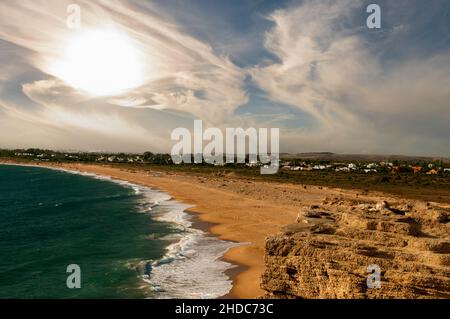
left=0, top=161, right=251, bottom=297
left=3, top=160, right=440, bottom=298
left=187, top=210, right=246, bottom=299
left=1, top=161, right=289, bottom=297
left=0, top=161, right=239, bottom=298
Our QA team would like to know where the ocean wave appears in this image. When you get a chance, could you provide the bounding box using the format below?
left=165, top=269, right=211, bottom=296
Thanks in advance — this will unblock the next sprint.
left=9, top=164, right=239, bottom=299
left=131, top=184, right=239, bottom=299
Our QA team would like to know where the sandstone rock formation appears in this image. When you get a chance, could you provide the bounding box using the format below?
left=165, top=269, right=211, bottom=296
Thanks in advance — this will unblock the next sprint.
left=262, top=199, right=450, bottom=298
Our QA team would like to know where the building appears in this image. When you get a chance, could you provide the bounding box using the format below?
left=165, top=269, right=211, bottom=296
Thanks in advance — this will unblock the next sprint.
left=391, top=166, right=411, bottom=173
left=412, top=166, right=423, bottom=174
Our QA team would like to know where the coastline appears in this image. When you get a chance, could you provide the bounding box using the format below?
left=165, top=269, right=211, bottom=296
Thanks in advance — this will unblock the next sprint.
left=0, top=161, right=257, bottom=297
left=57, top=163, right=296, bottom=299
left=187, top=210, right=246, bottom=299
left=0, top=162, right=238, bottom=298
left=2, top=160, right=428, bottom=298
left=0, top=161, right=296, bottom=297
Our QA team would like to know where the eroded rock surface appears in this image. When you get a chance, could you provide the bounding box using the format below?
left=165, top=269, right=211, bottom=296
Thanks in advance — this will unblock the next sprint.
left=262, top=199, right=450, bottom=298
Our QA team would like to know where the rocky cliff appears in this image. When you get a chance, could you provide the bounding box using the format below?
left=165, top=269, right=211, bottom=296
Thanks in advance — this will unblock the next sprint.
left=262, top=198, right=450, bottom=298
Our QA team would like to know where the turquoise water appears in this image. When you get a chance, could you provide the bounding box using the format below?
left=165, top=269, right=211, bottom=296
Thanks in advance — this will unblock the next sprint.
left=0, top=165, right=174, bottom=298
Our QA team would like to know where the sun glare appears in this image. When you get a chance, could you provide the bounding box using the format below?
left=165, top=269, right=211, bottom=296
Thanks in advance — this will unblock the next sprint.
left=52, top=29, right=144, bottom=96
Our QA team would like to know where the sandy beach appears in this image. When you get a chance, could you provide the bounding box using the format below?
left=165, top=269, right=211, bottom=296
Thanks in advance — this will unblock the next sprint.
left=1, top=161, right=419, bottom=298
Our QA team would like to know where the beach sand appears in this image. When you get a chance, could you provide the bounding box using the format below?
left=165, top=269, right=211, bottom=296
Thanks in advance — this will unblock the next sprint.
left=1, top=161, right=410, bottom=298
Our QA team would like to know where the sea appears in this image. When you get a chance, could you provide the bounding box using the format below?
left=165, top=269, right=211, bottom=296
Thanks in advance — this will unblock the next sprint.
left=0, top=164, right=237, bottom=299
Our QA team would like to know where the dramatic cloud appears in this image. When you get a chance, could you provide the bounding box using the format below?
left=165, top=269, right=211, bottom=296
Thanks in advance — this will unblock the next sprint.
left=0, top=0, right=247, bottom=147
left=251, top=0, right=450, bottom=155
left=0, top=0, right=449, bottom=155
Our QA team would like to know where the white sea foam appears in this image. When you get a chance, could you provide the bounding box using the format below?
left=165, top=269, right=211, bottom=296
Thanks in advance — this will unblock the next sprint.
left=102, top=179, right=239, bottom=299
left=144, top=199, right=239, bottom=299
left=125, top=182, right=239, bottom=299
left=3, top=163, right=239, bottom=299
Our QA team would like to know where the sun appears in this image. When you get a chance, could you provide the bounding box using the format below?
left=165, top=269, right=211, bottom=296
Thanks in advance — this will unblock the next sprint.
left=52, top=29, right=144, bottom=96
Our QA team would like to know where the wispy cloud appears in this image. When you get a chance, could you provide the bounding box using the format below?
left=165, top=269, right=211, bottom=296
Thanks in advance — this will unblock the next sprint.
left=0, top=0, right=247, bottom=138
left=250, top=0, right=450, bottom=155
left=0, top=0, right=449, bottom=155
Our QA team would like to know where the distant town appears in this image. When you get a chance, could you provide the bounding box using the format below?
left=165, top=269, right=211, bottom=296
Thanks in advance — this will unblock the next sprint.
left=278, top=160, right=450, bottom=175
left=1, top=148, right=449, bottom=175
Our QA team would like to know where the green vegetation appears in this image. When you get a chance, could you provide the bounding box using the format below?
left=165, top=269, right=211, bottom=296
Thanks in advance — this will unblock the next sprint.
left=1, top=148, right=450, bottom=203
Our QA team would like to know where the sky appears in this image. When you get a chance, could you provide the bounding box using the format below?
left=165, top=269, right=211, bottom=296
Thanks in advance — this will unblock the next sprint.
left=0, top=0, right=449, bottom=156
